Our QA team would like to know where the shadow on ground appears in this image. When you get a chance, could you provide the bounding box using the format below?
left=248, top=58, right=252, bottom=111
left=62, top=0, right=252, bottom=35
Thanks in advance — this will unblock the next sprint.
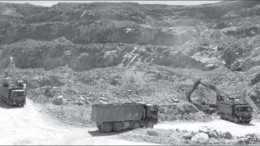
left=88, top=129, right=132, bottom=137
left=235, top=122, right=255, bottom=126
left=0, top=101, right=24, bottom=109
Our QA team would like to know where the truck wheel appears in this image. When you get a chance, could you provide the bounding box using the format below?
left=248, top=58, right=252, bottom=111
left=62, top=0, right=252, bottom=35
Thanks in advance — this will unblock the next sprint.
left=220, top=113, right=224, bottom=119
left=2, top=98, right=6, bottom=103
left=224, top=114, right=228, bottom=120
left=233, top=117, right=239, bottom=123
left=244, top=120, right=251, bottom=123
left=132, top=121, right=140, bottom=129
left=113, top=122, right=123, bottom=132
left=146, top=120, right=154, bottom=128
left=97, top=125, right=101, bottom=131
left=101, top=123, right=112, bottom=133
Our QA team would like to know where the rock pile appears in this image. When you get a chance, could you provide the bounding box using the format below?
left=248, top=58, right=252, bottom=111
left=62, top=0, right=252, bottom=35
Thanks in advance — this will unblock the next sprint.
left=180, top=127, right=260, bottom=144
left=237, top=133, right=260, bottom=144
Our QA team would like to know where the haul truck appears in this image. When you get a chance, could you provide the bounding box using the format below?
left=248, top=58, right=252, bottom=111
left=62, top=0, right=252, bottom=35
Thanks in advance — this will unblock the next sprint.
left=187, top=79, right=252, bottom=123
left=0, top=56, right=26, bottom=106
left=91, top=102, right=159, bottom=133
left=218, top=98, right=252, bottom=123
left=0, top=78, right=26, bottom=106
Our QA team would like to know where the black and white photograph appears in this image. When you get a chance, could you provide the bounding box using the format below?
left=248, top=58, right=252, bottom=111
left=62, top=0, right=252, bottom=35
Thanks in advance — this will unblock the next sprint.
left=0, top=0, right=259, bottom=145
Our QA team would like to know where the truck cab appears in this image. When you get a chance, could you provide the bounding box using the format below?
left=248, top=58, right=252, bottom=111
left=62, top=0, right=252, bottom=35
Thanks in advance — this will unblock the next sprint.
left=9, top=89, right=26, bottom=106
left=234, top=105, right=252, bottom=122
left=144, top=104, right=159, bottom=126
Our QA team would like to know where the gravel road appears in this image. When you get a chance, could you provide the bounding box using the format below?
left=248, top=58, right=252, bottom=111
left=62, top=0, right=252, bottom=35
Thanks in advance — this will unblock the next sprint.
left=155, top=119, right=260, bottom=136
left=1, top=99, right=258, bottom=145
left=0, top=99, right=153, bottom=145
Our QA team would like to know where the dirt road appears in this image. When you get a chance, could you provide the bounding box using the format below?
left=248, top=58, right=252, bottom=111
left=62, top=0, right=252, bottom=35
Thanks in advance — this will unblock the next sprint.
left=1, top=99, right=259, bottom=145
left=155, top=120, right=260, bottom=137
left=0, top=99, right=153, bottom=145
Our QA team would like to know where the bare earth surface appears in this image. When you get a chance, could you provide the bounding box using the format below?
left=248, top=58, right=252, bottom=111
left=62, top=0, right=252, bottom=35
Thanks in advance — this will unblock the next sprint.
left=1, top=99, right=260, bottom=145
left=0, top=99, right=153, bottom=145
left=155, top=120, right=260, bottom=137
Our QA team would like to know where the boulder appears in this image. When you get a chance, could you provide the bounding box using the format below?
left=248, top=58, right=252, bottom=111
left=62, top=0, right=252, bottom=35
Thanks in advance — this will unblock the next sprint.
left=223, top=132, right=233, bottom=139
left=199, top=126, right=210, bottom=134
left=182, top=133, right=192, bottom=139
left=208, top=130, right=218, bottom=138
left=238, top=137, right=250, bottom=144
left=191, top=132, right=209, bottom=144
left=147, top=130, right=160, bottom=136
left=53, top=95, right=64, bottom=105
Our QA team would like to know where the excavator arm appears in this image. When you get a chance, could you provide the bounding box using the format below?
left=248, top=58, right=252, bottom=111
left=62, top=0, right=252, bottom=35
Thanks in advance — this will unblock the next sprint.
left=5, top=56, right=17, bottom=79
left=187, top=79, right=229, bottom=104
left=4, top=56, right=25, bottom=89
left=186, top=79, right=201, bottom=102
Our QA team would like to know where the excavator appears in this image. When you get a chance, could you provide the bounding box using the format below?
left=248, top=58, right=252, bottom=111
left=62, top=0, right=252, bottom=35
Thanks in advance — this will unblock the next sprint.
left=187, top=79, right=252, bottom=123
left=0, top=56, right=27, bottom=106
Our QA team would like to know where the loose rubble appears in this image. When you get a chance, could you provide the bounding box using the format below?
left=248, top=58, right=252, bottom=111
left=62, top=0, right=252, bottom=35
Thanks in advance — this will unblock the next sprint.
left=120, top=126, right=260, bottom=145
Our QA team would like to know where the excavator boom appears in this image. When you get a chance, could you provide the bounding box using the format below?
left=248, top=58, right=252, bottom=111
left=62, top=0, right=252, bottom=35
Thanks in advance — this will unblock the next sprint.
left=187, top=79, right=229, bottom=104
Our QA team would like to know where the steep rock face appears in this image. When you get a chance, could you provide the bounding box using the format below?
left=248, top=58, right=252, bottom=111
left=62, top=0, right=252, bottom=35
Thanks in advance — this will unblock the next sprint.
left=0, top=38, right=73, bottom=70
left=0, top=1, right=259, bottom=72
left=0, top=2, right=46, bottom=18
left=1, top=20, right=189, bottom=46
left=0, top=38, right=212, bottom=71
left=26, top=2, right=146, bottom=24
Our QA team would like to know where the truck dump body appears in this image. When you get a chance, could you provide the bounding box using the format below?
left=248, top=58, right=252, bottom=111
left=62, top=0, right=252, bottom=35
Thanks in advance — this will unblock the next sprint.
left=91, top=103, right=144, bottom=122
left=0, top=86, right=10, bottom=98
left=218, top=103, right=233, bottom=115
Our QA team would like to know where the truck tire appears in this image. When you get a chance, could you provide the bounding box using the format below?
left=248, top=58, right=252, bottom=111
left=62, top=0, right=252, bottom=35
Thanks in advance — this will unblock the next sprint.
left=131, top=121, right=140, bottom=129
left=97, top=125, right=101, bottom=131
left=220, top=113, right=224, bottom=119
left=113, top=122, right=123, bottom=132
left=228, top=115, right=233, bottom=122
left=3, top=98, right=6, bottom=103
left=101, top=123, right=112, bottom=133
left=7, top=100, right=10, bottom=105
left=224, top=114, right=228, bottom=120
left=146, top=120, right=154, bottom=128
left=244, top=120, right=251, bottom=123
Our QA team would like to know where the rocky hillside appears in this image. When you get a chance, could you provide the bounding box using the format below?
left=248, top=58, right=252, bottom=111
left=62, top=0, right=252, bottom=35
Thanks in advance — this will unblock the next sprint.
left=0, top=1, right=260, bottom=124
left=0, top=1, right=259, bottom=71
